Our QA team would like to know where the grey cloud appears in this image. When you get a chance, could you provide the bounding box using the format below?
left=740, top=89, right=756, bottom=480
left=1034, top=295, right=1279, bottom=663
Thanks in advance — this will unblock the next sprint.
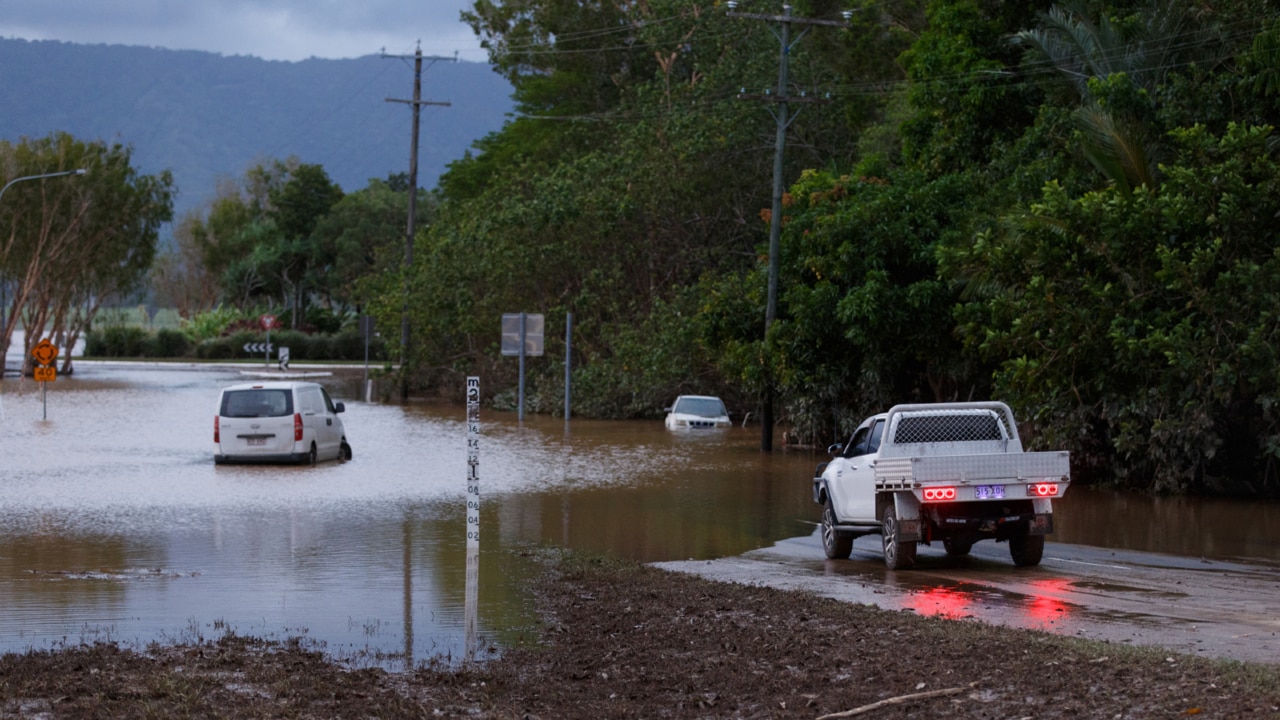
left=0, top=0, right=482, bottom=61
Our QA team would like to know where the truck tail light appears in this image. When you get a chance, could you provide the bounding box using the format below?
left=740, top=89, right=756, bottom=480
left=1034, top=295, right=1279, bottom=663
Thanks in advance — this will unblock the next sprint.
left=923, top=487, right=956, bottom=502
left=1030, top=483, right=1059, bottom=497
left=214, top=416, right=220, bottom=444
left=294, top=413, right=304, bottom=441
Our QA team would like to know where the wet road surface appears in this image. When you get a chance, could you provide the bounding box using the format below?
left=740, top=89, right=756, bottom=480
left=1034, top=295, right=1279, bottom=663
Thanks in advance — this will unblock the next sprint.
left=657, top=530, right=1280, bottom=664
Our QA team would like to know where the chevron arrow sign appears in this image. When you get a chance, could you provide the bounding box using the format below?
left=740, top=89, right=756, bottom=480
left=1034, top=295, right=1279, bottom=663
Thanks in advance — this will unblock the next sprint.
left=243, top=342, right=274, bottom=354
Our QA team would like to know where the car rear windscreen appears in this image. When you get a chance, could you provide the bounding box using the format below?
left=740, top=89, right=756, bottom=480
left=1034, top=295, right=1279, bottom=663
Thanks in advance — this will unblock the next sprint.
left=221, top=389, right=294, bottom=418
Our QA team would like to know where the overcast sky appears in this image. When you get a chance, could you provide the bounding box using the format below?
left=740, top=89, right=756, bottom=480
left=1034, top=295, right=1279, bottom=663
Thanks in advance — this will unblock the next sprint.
left=0, top=0, right=486, bottom=63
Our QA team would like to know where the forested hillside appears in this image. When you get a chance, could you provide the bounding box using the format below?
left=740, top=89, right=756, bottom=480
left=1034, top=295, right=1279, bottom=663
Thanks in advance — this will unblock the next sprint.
left=362, top=0, right=1280, bottom=497
left=0, top=37, right=512, bottom=218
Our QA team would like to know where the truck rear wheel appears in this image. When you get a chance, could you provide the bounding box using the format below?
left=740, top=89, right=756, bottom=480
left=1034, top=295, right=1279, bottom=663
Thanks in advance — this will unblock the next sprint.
left=881, top=505, right=916, bottom=570
left=821, top=498, right=853, bottom=560
left=1010, top=532, right=1045, bottom=567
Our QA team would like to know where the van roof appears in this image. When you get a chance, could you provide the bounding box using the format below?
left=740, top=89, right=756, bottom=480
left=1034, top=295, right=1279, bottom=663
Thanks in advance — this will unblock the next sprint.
left=221, top=381, right=322, bottom=392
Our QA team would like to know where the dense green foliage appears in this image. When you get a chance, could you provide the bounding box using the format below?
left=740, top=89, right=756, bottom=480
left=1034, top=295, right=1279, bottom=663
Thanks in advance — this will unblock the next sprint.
left=346, top=0, right=1280, bottom=497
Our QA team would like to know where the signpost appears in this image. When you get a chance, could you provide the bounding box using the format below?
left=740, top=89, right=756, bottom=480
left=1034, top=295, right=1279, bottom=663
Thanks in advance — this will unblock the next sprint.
left=30, top=338, right=58, bottom=420
left=278, top=347, right=290, bottom=372
left=260, top=314, right=277, bottom=367
left=360, top=315, right=375, bottom=401
left=501, top=313, right=544, bottom=421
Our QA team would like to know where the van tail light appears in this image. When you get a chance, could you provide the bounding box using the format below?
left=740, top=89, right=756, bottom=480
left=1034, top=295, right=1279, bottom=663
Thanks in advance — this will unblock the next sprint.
left=214, top=416, right=220, bottom=443
left=922, top=487, right=956, bottom=502
left=294, top=413, right=304, bottom=441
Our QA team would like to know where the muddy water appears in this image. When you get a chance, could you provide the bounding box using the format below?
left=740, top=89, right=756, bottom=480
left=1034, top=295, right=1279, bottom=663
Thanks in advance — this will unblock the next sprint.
left=2, top=364, right=1278, bottom=668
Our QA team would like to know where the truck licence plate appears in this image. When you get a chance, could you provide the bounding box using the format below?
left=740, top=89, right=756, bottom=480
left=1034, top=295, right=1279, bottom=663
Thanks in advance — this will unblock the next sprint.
left=975, top=485, right=1005, bottom=500
left=247, top=438, right=266, bottom=447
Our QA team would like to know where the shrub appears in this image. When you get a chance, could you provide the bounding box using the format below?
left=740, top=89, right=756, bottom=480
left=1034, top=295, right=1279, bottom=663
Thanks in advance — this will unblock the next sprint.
left=152, top=328, right=189, bottom=357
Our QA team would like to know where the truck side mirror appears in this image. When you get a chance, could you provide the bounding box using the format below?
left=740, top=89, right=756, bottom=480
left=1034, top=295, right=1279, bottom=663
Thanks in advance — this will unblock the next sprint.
left=827, top=442, right=844, bottom=456
left=334, top=402, right=345, bottom=413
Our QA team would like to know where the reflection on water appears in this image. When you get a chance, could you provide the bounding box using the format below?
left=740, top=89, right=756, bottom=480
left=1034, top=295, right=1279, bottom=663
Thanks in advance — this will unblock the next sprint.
left=1053, top=485, right=1280, bottom=562
left=4, top=365, right=1280, bottom=668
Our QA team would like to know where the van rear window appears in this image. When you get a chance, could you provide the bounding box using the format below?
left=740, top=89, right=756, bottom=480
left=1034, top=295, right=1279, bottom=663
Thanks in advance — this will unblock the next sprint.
left=221, top=389, right=293, bottom=418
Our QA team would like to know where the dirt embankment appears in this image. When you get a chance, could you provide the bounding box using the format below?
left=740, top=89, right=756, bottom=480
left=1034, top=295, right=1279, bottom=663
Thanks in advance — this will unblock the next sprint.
left=3, top=550, right=1279, bottom=718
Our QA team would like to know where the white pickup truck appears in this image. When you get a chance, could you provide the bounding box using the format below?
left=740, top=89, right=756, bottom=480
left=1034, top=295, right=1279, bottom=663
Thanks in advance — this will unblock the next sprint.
left=812, top=401, right=1070, bottom=569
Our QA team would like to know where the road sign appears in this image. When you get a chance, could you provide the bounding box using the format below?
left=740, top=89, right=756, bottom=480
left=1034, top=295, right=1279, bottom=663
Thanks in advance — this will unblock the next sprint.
left=260, top=314, right=277, bottom=330
left=33, top=366, right=56, bottom=382
left=31, top=338, right=59, bottom=367
left=279, top=347, right=290, bottom=371
left=501, top=313, right=544, bottom=356
left=243, top=342, right=274, bottom=354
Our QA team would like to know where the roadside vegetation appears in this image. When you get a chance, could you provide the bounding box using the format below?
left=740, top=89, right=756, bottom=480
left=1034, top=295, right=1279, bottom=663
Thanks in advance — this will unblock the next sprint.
left=6, top=0, right=1280, bottom=496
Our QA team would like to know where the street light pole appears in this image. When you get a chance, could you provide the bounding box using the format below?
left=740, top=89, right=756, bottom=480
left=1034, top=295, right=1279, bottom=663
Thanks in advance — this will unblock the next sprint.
left=0, top=168, right=87, bottom=204
left=0, top=168, right=87, bottom=373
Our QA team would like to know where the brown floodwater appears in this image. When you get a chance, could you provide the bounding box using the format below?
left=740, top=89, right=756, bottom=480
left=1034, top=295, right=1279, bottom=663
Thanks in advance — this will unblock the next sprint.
left=1, top=363, right=1278, bottom=669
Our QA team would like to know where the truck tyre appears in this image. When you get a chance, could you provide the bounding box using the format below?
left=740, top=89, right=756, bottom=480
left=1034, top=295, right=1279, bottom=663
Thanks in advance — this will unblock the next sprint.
left=881, top=505, right=916, bottom=570
left=821, top=498, right=853, bottom=560
left=1010, top=532, right=1045, bottom=567
left=943, top=537, right=973, bottom=557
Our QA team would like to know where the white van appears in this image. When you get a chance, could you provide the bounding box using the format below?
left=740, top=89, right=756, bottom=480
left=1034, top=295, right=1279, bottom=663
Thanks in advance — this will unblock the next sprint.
left=214, top=381, right=351, bottom=465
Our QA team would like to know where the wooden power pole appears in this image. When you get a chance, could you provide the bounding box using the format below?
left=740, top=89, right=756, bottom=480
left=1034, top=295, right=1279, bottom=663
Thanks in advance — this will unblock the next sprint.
left=728, top=3, right=848, bottom=450
left=384, top=43, right=455, bottom=401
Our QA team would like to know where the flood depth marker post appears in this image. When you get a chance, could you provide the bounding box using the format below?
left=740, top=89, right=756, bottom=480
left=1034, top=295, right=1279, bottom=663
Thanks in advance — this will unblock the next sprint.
left=464, top=376, right=480, bottom=663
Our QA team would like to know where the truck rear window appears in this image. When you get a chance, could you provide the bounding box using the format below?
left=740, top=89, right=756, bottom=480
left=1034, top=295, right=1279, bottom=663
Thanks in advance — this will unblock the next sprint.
left=220, top=389, right=293, bottom=418
left=893, top=413, right=1005, bottom=444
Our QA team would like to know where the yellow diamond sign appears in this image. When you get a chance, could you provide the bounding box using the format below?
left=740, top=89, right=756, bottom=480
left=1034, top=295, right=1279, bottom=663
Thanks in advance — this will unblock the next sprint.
left=31, top=338, right=59, bottom=367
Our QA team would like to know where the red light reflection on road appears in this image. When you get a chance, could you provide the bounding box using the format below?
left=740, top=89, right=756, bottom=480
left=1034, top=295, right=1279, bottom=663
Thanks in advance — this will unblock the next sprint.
left=1023, top=578, right=1072, bottom=627
left=906, top=587, right=974, bottom=619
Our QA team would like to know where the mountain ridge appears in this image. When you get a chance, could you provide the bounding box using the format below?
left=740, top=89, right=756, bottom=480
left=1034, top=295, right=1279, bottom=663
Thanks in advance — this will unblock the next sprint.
left=0, top=37, right=514, bottom=221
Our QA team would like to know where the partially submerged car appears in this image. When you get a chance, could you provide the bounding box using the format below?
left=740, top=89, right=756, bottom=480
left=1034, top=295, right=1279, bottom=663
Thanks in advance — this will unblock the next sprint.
left=664, top=395, right=731, bottom=430
left=214, top=381, right=351, bottom=465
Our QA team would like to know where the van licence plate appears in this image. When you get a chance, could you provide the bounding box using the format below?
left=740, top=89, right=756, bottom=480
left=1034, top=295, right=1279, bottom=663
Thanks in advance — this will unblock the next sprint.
left=247, top=438, right=266, bottom=446
left=975, top=485, right=1005, bottom=500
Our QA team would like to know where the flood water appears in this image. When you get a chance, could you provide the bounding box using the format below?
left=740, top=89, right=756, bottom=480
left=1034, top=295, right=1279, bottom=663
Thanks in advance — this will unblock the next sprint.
left=2, top=364, right=1279, bottom=668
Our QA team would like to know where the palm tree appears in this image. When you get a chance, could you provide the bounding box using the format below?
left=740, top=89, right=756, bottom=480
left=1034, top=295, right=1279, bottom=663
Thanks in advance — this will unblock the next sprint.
left=1012, top=0, right=1222, bottom=191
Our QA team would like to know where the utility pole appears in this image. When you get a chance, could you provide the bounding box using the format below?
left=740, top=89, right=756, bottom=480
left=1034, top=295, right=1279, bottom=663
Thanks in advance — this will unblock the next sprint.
left=384, top=43, right=455, bottom=401
left=728, top=2, right=848, bottom=450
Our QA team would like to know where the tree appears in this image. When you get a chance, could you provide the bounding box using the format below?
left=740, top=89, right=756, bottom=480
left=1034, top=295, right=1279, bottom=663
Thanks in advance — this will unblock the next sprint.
left=308, top=178, right=408, bottom=317
left=1011, top=0, right=1224, bottom=191
left=150, top=210, right=222, bottom=319
left=0, top=132, right=173, bottom=375
left=945, top=124, right=1280, bottom=494
left=266, top=163, right=343, bottom=328
left=180, top=159, right=346, bottom=326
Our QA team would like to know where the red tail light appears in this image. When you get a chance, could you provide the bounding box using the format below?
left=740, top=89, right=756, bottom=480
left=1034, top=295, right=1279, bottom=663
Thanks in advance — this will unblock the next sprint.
left=1030, top=483, right=1059, bottom=497
left=294, top=413, right=304, bottom=441
left=214, top=416, right=220, bottom=443
left=923, top=487, right=957, bottom=502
